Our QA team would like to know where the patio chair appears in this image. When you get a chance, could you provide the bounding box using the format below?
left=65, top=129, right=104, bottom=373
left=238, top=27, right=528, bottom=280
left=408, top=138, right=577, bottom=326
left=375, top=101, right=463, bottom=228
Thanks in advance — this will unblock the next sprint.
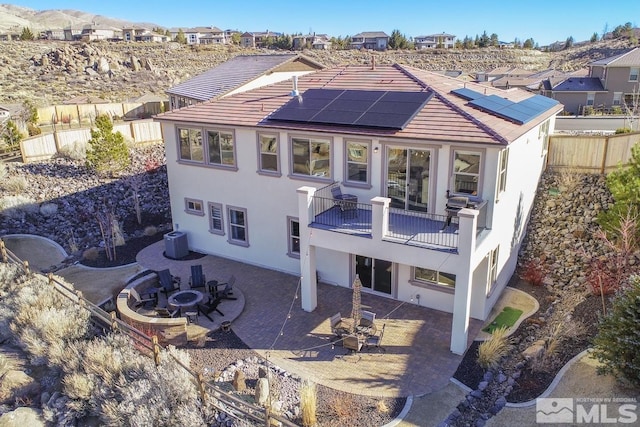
left=331, top=185, right=358, bottom=218
left=365, top=323, right=386, bottom=352
left=155, top=307, right=180, bottom=318
left=330, top=312, right=349, bottom=337
left=197, top=296, right=224, bottom=321
left=188, top=264, right=206, bottom=290
left=129, top=288, right=156, bottom=310
left=217, top=275, right=237, bottom=300
left=359, top=310, right=376, bottom=328
left=158, top=269, right=181, bottom=297
left=343, top=334, right=363, bottom=353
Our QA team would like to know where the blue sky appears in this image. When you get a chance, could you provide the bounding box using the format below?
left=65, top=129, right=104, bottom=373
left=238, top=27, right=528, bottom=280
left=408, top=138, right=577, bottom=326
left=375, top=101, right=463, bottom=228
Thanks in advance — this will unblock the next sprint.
left=10, top=0, right=640, bottom=46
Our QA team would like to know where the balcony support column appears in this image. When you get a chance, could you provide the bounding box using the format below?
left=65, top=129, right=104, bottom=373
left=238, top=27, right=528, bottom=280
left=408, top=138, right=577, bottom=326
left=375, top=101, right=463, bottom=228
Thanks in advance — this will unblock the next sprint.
left=450, top=208, right=479, bottom=355
left=297, top=186, right=318, bottom=312
left=371, top=196, right=390, bottom=242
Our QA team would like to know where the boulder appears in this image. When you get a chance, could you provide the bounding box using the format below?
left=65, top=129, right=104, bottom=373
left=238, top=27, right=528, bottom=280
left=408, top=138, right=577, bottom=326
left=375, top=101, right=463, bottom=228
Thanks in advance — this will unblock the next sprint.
left=255, top=377, right=269, bottom=406
left=522, top=339, right=546, bottom=360
left=0, top=407, right=45, bottom=427
left=232, top=369, right=246, bottom=392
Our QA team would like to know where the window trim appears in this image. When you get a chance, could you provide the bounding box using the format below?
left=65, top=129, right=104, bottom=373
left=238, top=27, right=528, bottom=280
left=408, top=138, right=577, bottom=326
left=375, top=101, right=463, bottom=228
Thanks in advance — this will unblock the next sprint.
left=178, top=127, right=204, bottom=163
left=450, top=148, right=483, bottom=197
left=287, top=216, right=300, bottom=258
left=176, top=125, right=238, bottom=170
left=410, top=266, right=456, bottom=294
left=184, top=198, right=205, bottom=216
left=206, top=129, right=237, bottom=168
left=288, top=134, right=333, bottom=182
left=343, top=139, right=372, bottom=188
left=629, top=67, right=639, bottom=82
left=613, top=92, right=623, bottom=105
left=487, top=246, right=499, bottom=297
left=496, top=148, right=509, bottom=199
left=257, top=132, right=281, bottom=176
left=539, top=120, right=550, bottom=157
left=227, top=206, right=249, bottom=247
left=207, top=202, right=224, bottom=235
left=586, top=92, right=595, bottom=106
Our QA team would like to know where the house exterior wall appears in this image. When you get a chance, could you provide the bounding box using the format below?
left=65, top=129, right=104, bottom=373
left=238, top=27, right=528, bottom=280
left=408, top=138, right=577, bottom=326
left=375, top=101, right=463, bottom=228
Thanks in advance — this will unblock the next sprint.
left=549, top=92, right=598, bottom=114
left=225, top=71, right=318, bottom=97
left=605, top=67, right=640, bottom=95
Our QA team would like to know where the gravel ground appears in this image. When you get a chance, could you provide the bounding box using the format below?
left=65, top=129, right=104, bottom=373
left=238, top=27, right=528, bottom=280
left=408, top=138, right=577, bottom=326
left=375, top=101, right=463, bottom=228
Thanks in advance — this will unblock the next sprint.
left=185, top=329, right=406, bottom=427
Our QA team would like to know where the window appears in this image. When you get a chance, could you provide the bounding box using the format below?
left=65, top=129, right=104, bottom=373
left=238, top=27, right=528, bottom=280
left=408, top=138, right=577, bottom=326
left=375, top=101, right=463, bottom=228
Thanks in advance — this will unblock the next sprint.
left=185, top=198, right=204, bottom=215
left=291, top=137, right=331, bottom=178
left=487, top=247, right=499, bottom=295
left=630, top=67, right=639, bottom=82
left=413, top=267, right=456, bottom=289
left=208, top=202, right=224, bottom=235
left=178, top=128, right=203, bottom=162
left=452, top=150, right=481, bottom=195
left=496, top=148, right=509, bottom=196
left=258, top=134, right=279, bottom=174
left=227, top=206, right=248, bottom=246
left=613, top=92, right=622, bottom=105
left=345, top=141, right=369, bottom=184
left=287, top=217, right=300, bottom=258
left=539, top=120, right=550, bottom=156
left=207, top=130, right=235, bottom=166
left=586, top=92, right=595, bottom=106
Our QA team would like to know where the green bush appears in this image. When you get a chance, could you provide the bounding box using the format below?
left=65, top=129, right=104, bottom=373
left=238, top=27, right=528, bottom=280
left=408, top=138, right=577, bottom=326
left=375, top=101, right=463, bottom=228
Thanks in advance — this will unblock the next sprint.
left=85, top=114, right=131, bottom=177
left=615, top=127, right=631, bottom=134
left=592, top=277, right=640, bottom=387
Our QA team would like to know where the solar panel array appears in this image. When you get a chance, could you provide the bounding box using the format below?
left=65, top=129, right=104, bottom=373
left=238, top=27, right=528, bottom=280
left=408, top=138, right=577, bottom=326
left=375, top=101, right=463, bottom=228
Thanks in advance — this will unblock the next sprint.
left=268, top=88, right=433, bottom=130
left=450, top=88, right=559, bottom=124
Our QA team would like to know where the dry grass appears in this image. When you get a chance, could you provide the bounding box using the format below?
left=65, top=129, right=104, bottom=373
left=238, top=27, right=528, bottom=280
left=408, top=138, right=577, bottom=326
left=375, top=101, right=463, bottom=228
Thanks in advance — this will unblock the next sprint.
left=39, top=202, right=58, bottom=217
left=143, top=225, right=158, bottom=236
left=1, top=176, right=27, bottom=193
left=300, top=379, right=317, bottom=427
left=376, top=399, right=390, bottom=414
left=82, top=247, right=99, bottom=261
left=477, top=326, right=512, bottom=370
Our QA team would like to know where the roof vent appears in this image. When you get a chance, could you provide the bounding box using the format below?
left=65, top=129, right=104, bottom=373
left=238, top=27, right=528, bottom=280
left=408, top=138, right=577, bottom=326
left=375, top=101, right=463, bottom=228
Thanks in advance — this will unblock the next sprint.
left=289, top=75, right=299, bottom=97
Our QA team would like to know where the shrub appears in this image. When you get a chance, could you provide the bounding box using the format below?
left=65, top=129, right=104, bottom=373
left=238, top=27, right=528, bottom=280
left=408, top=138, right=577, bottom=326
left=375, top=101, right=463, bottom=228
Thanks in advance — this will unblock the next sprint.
left=144, top=225, right=158, bottom=236
left=58, top=141, right=86, bottom=160
left=1, top=175, right=27, bottom=193
left=611, top=106, right=624, bottom=115
left=615, top=127, right=631, bottom=134
left=519, top=258, right=547, bottom=286
left=85, top=114, right=131, bottom=177
left=27, top=123, right=42, bottom=136
left=39, top=203, right=58, bottom=217
left=477, top=326, right=512, bottom=370
left=0, top=195, right=39, bottom=219
left=82, top=247, right=99, bottom=261
left=300, top=380, right=317, bottom=427
left=592, top=277, right=640, bottom=388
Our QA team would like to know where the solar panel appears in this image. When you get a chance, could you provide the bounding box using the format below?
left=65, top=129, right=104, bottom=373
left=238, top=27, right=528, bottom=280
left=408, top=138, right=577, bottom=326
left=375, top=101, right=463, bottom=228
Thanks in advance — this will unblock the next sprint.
left=268, top=88, right=432, bottom=130
left=451, top=87, right=485, bottom=101
left=466, top=93, right=559, bottom=124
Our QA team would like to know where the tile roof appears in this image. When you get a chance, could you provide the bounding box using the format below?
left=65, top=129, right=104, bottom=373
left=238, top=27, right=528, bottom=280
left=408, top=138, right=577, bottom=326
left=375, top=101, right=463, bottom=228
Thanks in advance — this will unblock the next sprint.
left=156, top=64, right=562, bottom=146
left=589, top=47, right=640, bottom=67
left=166, top=54, right=323, bottom=101
left=353, top=31, right=389, bottom=38
left=551, top=77, right=605, bottom=92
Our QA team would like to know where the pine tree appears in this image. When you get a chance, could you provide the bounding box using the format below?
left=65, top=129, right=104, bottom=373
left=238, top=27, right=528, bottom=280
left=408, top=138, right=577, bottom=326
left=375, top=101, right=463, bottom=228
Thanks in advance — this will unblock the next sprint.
left=20, top=27, right=34, bottom=41
left=85, top=114, right=130, bottom=177
left=2, top=120, right=23, bottom=148
left=175, top=29, right=187, bottom=44
left=592, top=277, right=640, bottom=387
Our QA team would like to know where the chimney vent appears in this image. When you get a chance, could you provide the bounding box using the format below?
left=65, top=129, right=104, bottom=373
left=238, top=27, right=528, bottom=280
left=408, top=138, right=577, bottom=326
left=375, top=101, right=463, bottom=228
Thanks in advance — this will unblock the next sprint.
left=290, top=75, right=299, bottom=97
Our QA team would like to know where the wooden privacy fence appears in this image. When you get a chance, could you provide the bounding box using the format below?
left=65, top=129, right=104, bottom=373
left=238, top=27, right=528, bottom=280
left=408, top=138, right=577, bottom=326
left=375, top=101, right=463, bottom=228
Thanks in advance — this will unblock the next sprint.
left=37, top=101, right=168, bottom=127
left=19, top=119, right=164, bottom=162
left=0, top=239, right=298, bottom=427
left=547, top=132, right=640, bottom=174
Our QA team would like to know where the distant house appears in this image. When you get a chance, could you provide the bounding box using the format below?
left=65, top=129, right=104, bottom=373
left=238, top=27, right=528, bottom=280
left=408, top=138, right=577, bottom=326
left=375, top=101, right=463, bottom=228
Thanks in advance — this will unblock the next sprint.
left=79, top=24, right=121, bottom=41
left=45, top=29, right=65, bottom=40
left=240, top=31, right=280, bottom=48
left=63, top=27, right=83, bottom=41
left=122, top=27, right=168, bottom=43
left=541, top=47, right=640, bottom=114
left=169, top=26, right=226, bottom=45
left=166, top=54, right=325, bottom=110
left=349, top=31, right=389, bottom=50
left=414, top=33, right=456, bottom=49
left=292, top=33, right=330, bottom=50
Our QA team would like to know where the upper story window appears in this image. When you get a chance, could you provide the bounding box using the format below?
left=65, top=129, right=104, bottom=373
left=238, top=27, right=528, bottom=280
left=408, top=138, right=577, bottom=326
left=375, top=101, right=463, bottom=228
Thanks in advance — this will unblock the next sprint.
left=630, top=67, right=639, bottom=82
left=258, top=133, right=280, bottom=175
left=539, top=120, right=550, bottom=156
left=207, top=130, right=235, bottom=166
left=177, top=127, right=236, bottom=169
left=496, top=148, right=509, bottom=197
left=179, top=128, right=203, bottom=162
left=344, top=140, right=370, bottom=185
left=291, top=136, right=331, bottom=179
left=452, top=149, right=481, bottom=195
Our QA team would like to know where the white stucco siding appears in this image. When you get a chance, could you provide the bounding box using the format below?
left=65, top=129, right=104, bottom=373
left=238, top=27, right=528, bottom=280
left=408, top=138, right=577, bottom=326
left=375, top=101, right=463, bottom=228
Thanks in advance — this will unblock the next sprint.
left=226, top=71, right=317, bottom=97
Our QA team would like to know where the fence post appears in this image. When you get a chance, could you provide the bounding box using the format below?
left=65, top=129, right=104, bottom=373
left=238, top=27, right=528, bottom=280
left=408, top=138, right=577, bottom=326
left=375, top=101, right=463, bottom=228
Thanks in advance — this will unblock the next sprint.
left=601, top=135, right=610, bottom=175
left=23, top=260, right=30, bottom=274
left=197, top=373, right=207, bottom=401
left=75, top=290, right=85, bottom=306
left=0, top=240, right=6, bottom=263
left=48, top=272, right=54, bottom=286
left=152, top=335, right=160, bottom=366
left=110, top=311, right=119, bottom=331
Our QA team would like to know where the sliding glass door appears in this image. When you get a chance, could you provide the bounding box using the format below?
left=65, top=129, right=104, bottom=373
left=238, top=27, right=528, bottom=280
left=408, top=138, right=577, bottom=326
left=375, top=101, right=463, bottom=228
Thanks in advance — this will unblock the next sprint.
left=386, top=147, right=431, bottom=212
left=355, top=255, right=392, bottom=295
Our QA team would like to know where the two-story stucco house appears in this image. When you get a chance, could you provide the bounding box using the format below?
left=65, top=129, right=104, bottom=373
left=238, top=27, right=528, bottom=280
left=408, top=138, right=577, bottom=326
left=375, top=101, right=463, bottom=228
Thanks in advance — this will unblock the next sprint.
left=542, top=47, right=640, bottom=114
left=350, top=32, right=389, bottom=50
left=166, top=54, right=325, bottom=110
left=154, top=62, right=561, bottom=354
left=414, top=33, right=456, bottom=49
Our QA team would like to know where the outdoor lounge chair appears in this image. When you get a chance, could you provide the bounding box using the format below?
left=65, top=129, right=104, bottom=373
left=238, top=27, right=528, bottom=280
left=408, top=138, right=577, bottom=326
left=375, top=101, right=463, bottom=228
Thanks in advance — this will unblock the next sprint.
left=330, top=312, right=349, bottom=337
left=188, top=264, right=206, bottom=290
left=158, top=269, right=181, bottom=296
left=129, top=288, right=156, bottom=310
left=359, top=310, right=376, bottom=328
left=217, top=275, right=237, bottom=300
left=343, top=334, right=363, bottom=353
left=365, top=323, right=386, bottom=352
left=331, top=185, right=358, bottom=218
left=197, top=296, right=224, bottom=321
